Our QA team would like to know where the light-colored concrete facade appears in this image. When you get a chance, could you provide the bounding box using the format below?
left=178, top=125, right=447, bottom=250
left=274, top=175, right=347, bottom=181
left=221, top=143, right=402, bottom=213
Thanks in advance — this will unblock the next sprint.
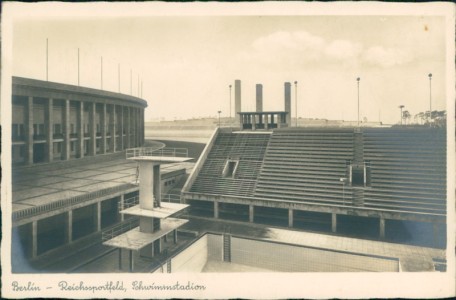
left=12, top=76, right=147, bottom=165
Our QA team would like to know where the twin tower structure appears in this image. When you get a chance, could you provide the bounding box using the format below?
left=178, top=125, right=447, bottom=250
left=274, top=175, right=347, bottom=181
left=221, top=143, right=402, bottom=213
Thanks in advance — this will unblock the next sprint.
left=234, top=80, right=293, bottom=129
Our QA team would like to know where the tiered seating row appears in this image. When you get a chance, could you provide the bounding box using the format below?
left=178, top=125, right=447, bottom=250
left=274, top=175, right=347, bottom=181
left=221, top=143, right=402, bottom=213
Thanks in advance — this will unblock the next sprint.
left=254, top=129, right=354, bottom=206
left=362, top=128, right=446, bottom=214
left=189, top=132, right=271, bottom=197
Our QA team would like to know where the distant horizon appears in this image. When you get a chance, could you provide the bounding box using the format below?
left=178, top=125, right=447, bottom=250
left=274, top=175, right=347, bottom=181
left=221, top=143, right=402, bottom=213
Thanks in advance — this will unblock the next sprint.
left=11, top=13, right=449, bottom=125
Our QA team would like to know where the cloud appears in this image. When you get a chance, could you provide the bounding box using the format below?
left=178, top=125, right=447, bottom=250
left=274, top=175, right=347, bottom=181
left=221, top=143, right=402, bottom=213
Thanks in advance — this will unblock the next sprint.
left=325, top=40, right=363, bottom=61
left=242, top=30, right=413, bottom=69
left=362, top=46, right=414, bottom=68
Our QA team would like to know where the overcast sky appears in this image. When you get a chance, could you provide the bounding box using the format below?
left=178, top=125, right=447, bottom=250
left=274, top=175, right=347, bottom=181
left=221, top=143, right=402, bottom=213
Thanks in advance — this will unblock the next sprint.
left=12, top=12, right=448, bottom=124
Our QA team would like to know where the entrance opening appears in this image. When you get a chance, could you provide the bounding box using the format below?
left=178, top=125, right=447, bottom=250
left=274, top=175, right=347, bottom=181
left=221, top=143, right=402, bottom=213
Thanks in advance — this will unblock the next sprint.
left=223, top=160, right=239, bottom=178
left=37, top=213, right=66, bottom=255
left=33, top=143, right=46, bottom=163
left=219, top=203, right=249, bottom=222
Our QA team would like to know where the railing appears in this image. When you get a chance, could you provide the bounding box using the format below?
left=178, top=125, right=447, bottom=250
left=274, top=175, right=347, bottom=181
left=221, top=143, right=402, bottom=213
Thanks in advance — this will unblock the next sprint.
left=119, top=196, right=140, bottom=211
left=101, top=217, right=140, bottom=242
left=161, top=193, right=182, bottom=203
left=126, top=147, right=188, bottom=159
left=118, top=194, right=182, bottom=211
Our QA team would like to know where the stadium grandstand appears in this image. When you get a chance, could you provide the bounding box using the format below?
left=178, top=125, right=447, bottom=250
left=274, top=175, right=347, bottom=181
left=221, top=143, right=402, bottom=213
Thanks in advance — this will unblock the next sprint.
left=182, top=81, right=446, bottom=250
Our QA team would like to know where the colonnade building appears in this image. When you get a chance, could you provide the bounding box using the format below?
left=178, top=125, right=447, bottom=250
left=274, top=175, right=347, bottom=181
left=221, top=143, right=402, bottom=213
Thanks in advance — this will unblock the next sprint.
left=10, top=77, right=186, bottom=271
left=12, top=76, right=146, bottom=165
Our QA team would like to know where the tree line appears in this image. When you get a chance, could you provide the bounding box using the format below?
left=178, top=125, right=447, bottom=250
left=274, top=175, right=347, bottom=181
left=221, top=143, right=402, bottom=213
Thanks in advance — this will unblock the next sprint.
left=400, top=110, right=446, bottom=127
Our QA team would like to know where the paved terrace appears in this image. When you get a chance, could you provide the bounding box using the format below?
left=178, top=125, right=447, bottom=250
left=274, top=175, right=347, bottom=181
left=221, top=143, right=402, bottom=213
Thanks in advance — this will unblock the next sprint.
left=11, top=153, right=195, bottom=218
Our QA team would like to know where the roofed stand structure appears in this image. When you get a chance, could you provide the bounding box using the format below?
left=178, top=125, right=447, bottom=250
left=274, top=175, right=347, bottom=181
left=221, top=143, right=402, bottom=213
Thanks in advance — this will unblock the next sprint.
left=182, top=126, right=446, bottom=248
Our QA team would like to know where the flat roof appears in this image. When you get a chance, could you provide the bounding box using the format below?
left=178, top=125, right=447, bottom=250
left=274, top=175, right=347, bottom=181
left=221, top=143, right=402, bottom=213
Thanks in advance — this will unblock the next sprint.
left=13, top=76, right=147, bottom=107
left=121, top=202, right=189, bottom=218
left=102, top=218, right=188, bottom=250
left=12, top=153, right=194, bottom=216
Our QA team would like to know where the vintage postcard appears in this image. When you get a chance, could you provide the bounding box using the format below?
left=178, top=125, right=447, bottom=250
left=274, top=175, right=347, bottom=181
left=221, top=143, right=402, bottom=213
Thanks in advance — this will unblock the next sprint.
left=1, top=2, right=455, bottom=299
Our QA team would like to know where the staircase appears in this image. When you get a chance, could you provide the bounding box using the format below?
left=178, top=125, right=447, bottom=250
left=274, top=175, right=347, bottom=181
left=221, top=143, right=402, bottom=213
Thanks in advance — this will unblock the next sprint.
left=352, top=188, right=364, bottom=207
left=223, top=227, right=232, bottom=262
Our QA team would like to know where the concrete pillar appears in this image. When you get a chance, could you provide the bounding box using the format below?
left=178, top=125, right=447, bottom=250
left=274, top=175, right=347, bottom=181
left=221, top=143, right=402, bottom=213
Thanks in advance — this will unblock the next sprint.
left=130, top=107, right=136, bottom=148
left=78, top=102, right=84, bottom=158
left=129, top=249, right=134, bottom=272
left=164, top=233, right=168, bottom=243
left=173, top=229, right=178, bottom=244
left=133, top=108, right=137, bottom=147
left=256, top=84, right=263, bottom=112
left=214, top=201, right=219, bottom=219
left=118, top=249, right=122, bottom=270
left=101, top=103, right=107, bottom=154
left=379, top=218, right=385, bottom=239
left=63, top=99, right=70, bottom=160
left=331, top=213, right=337, bottom=233
left=265, top=114, right=269, bottom=130
left=138, top=109, right=141, bottom=146
left=134, top=108, right=139, bottom=147
left=126, top=107, right=130, bottom=149
left=284, top=82, right=291, bottom=125
left=235, top=80, right=241, bottom=123
left=109, top=104, right=116, bottom=153
left=288, top=209, right=293, bottom=228
left=239, top=114, right=243, bottom=129
left=157, top=238, right=162, bottom=253
left=141, top=109, right=145, bottom=146
left=96, top=202, right=101, bottom=231
left=120, top=106, right=124, bottom=150
left=65, top=210, right=73, bottom=243
left=153, top=165, right=161, bottom=207
left=252, top=114, right=256, bottom=130
left=120, top=194, right=125, bottom=221
left=249, top=205, right=254, bottom=223
left=89, top=102, right=96, bottom=156
left=138, top=161, right=160, bottom=210
left=32, top=221, right=37, bottom=258
left=46, top=98, right=53, bottom=162
left=27, top=96, right=34, bottom=164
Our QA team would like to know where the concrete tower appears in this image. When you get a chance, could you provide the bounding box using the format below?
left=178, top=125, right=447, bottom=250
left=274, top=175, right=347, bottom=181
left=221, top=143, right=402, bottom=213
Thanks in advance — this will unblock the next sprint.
left=256, top=84, right=263, bottom=112
left=235, top=80, right=241, bottom=121
left=284, top=82, right=291, bottom=125
left=103, top=151, right=191, bottom=272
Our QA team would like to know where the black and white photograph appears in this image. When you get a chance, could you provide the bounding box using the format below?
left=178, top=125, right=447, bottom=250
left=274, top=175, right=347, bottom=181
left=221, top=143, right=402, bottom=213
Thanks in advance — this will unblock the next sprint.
left=1, top=2, right=455, bottom=299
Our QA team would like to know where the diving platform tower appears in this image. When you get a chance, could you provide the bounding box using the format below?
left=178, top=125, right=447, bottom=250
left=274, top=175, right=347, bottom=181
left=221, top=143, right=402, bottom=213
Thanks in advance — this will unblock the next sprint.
left=103, top=147, right=192, bottom=272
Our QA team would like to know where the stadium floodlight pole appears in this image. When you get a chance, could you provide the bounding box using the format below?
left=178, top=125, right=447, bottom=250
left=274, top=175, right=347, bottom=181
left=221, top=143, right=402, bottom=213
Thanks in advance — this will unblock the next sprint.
left=357, top=77, right=360, bottom=127
left=218, top=110, right=222, bottom=127
left=229, top=84, right=232, bottom=120
left=399, top=105, right=404, bottom=125
left=294, top=81, right=298, bottom=127
left=428, top=73, right=432, bottom=124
